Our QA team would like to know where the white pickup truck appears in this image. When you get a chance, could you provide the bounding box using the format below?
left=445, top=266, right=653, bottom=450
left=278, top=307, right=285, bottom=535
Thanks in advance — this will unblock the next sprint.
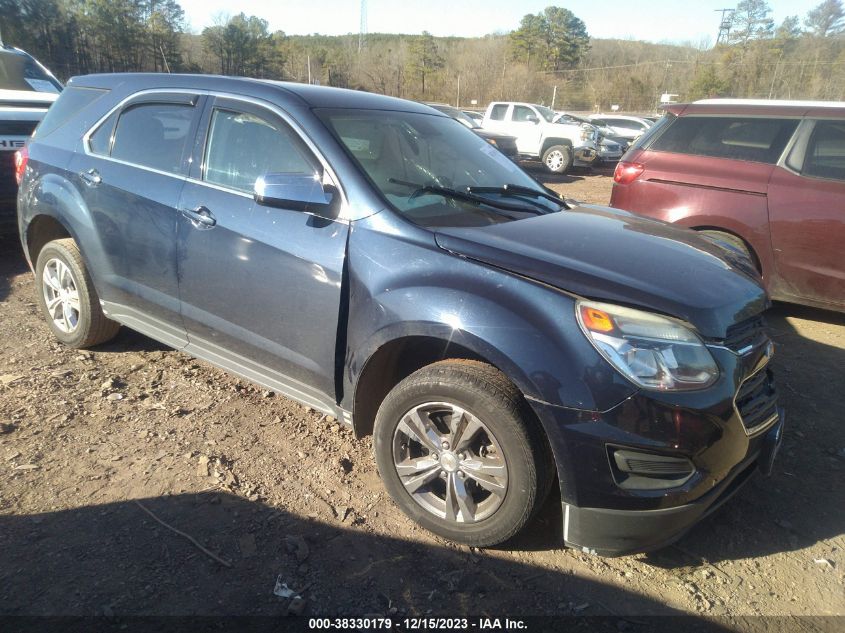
left=0, top=45, right=61, bottom=228
left=482, top=102, right=598, bottom=174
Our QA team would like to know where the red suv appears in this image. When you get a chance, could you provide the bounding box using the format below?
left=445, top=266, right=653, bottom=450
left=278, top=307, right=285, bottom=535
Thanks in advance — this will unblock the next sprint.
left=611, top=100, right=845, bottom=312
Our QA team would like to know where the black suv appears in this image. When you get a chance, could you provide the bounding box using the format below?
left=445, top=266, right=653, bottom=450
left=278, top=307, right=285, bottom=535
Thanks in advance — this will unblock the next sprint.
left=17, top=74, right=783, bottom=554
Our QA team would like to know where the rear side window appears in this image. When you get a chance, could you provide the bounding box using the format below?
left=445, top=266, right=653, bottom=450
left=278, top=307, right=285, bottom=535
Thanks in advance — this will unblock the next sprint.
left=489, top=104, right=507, bottom=121
left=650, top=116, right=799, bottom=164
left=110, top=103, right=194, bottom=174
left=203, top=108, right=318, bottom=193
left=803, top=120, right=845, bottom=181
left=35, top=87, right=105, bottom=139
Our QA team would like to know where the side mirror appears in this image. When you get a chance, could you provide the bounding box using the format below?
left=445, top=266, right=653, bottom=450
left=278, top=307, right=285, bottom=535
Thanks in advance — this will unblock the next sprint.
left=526, top=114, right=540, bottom=125
left=254, top=173, right=338, bottom=217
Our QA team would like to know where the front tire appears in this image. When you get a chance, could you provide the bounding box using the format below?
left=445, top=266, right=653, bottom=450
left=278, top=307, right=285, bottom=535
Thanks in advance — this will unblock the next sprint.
left=542, top=144, right=573, bottom=174
left=35, top=238, right=119, bottom=348
left=373, top=360, right=552, bottom=547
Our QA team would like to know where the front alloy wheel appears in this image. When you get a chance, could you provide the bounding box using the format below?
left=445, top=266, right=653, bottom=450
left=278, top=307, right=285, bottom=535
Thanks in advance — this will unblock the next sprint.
left=542, top=144, right=574, bottom=174
left=392, top=402, right=508, bottom=523
left=374, top=360, right=552, bottom=547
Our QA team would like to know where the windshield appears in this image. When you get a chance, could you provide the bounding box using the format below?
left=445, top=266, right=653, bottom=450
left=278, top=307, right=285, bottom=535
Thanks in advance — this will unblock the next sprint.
left=0, top=51, right=62, bottom=93
left=317, top=108, right=559, bottom=227
left=535, top=105, right=556, bottom=123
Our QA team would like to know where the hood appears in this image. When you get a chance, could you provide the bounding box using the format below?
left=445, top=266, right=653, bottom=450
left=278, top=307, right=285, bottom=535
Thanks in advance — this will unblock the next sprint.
left=434, top=204, right=768, bottom=338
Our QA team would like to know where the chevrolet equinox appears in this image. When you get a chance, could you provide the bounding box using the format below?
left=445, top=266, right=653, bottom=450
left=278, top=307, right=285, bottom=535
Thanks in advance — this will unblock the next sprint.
left=16, top=74, right=784, bottom=554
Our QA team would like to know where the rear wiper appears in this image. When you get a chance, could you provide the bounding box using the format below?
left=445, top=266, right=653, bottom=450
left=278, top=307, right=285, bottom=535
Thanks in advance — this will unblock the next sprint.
left=388, top=178, right=544, bottom=217
left=467, top=184, right=569, bottom=210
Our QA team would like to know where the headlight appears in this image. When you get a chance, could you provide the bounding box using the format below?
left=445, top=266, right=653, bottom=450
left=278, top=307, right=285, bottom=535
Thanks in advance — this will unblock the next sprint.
left=576, top=300, right=719, bottom=391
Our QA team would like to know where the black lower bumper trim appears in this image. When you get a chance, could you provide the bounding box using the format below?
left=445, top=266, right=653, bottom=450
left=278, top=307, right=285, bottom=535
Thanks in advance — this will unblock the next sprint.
left=563, top=411, right=785, bottom=556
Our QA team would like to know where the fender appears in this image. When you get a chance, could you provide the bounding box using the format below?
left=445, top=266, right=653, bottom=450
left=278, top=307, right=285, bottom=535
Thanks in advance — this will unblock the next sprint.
left=21, top=170, right=117, bottom=302
left=540, top=136, right=574, bottom=157
left=343, top=212, right=636, bottom=415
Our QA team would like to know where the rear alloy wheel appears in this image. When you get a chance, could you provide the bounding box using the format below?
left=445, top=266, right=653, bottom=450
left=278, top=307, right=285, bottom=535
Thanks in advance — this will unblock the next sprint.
left=374, top=360, right=552, bottom=547
left=542, top=144, right=573, bottom=174
left=35, top=238, right=119, bottom=348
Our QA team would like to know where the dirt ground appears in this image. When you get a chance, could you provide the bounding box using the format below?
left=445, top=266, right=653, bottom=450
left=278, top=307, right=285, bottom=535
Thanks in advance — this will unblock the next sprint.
left=1, top=168, right=843, bottom=628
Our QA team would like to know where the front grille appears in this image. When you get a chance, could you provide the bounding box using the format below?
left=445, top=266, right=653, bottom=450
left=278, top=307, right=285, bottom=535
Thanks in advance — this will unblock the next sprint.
left=724, top=314, right=766, bottom=353
left=0, top=120, right=38, bottom=135
left=735, top=367, right=778, bottom=435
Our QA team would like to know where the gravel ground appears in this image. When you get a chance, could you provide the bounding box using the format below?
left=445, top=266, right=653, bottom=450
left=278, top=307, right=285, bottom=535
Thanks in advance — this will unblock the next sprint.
left=1, top=169, right=843, bottom=627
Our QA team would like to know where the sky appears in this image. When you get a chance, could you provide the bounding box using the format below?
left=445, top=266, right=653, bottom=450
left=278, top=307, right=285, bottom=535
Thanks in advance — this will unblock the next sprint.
left=177, top=0, right=823, bottom=45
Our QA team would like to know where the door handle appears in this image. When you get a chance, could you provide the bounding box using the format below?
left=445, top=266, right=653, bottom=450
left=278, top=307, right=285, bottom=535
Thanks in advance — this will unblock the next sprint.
left=179, top=206, right=216, bottom=228
left=79, top=169, right=101, bottom=186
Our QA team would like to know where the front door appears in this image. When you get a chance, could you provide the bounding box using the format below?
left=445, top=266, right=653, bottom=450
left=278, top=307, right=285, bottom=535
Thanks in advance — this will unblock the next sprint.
left=175, top=97, right=349, bottom=404
left=768, top=119, right=845, bottom=309
left=510, top=105, right=543, bottom=154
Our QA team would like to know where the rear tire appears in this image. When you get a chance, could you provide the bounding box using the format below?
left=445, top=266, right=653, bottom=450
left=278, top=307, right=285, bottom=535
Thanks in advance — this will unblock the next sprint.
left=373, top=360, right=553, bottom=547
left=35, top=238, right=119, bottom=348
left=542, top=144, right=573, bottom=174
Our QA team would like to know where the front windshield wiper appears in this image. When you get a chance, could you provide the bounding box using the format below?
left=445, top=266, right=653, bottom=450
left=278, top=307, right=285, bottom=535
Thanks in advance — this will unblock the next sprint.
left=388, top=178, right=545, bottom=217
left=467, top=184, right=569, bottom=210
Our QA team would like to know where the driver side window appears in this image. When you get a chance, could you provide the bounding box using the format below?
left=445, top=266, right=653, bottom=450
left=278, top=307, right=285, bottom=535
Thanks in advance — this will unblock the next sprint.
left=203, top=107, right=319, bottom=193
left=513, top=106, right=535, bottom=122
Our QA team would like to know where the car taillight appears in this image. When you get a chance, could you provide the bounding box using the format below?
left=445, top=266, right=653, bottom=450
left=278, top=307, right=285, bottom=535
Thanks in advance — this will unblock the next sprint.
left=613, top=161, right=644, bottom=185
left=14, top=146, right=29, bottom=185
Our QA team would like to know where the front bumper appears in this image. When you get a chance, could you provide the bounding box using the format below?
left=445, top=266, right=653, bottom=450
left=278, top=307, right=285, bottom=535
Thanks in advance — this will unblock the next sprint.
left=563, top=410, right=784, bottom=556
left=573, top=145, right=598, bottom=166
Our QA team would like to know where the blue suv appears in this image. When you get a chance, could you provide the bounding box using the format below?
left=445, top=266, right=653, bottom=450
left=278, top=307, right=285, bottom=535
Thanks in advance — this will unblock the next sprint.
left=16, top=74, right=784, bottom=554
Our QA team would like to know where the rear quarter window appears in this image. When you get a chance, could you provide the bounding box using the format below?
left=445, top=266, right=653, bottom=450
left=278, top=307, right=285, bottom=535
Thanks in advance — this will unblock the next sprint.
left=35, top=87, right=107, bottom=139
left=803, top=120, right=845, bottom=181
left=629, top=113, right=674, bottom=151
left=650, top=116, right=799, bottom=164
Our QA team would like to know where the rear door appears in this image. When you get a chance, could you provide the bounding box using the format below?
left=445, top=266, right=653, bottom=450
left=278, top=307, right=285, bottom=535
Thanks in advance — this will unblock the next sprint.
left=68, top=92, right=205, bottom=347
left=175, top=96, right=349, bottom=403
left=768, top=118, right=845, bottom=308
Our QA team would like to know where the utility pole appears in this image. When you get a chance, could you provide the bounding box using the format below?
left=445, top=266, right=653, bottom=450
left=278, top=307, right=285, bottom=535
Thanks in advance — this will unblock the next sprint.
left=551, top=86, right=557, bottom=109
left=715, top=8, right=734, bottom=45
left=456, top=74, right=461, bottom=108
left=160, top=46, right=171, bottom=74
left=307, top=55, right=312, bottom=84
left=358, top=0, right=368, bottom=53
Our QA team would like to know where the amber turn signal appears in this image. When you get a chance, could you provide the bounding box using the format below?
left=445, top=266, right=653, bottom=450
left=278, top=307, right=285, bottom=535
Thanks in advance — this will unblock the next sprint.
left=580, top=306, right=615, bottom=333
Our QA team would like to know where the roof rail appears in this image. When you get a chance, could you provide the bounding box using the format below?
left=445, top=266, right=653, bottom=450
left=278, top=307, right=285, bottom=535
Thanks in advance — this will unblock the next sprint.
left=695, top=98, right=845, bottom=108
